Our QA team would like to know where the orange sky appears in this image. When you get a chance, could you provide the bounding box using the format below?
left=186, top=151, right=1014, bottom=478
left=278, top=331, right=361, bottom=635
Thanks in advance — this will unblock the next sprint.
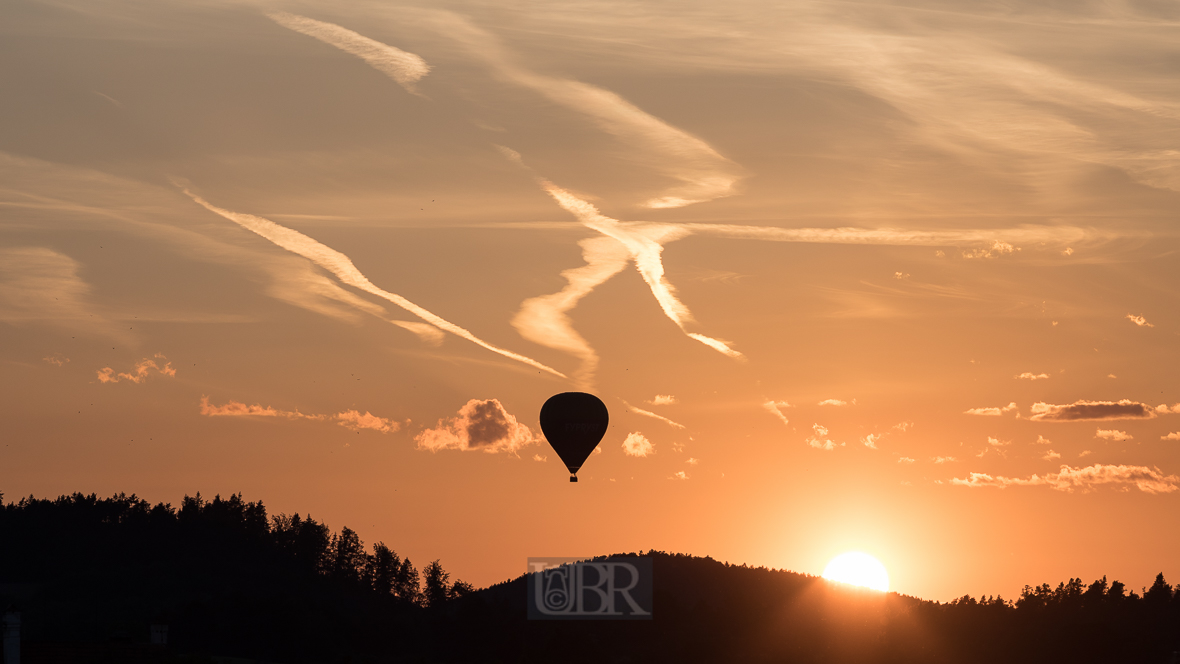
left=2, top=0, right=1178, bottom=602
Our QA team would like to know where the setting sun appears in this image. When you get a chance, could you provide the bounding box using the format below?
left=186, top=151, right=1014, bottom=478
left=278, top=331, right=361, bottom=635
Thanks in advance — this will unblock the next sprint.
left=822, top=552, right=890, bottom=592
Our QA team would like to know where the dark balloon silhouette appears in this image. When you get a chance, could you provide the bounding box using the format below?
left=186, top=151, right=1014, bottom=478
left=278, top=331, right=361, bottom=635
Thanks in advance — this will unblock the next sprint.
left=539, top=392, right=609, bottom=482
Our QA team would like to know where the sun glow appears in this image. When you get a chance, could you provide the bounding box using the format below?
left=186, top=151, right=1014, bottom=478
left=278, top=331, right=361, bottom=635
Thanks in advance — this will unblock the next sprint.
left=822, top=552, right=890, bottom=592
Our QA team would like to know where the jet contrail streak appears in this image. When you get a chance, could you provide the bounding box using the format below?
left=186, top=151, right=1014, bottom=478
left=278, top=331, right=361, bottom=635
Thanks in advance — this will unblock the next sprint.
left=185, top=190, right=566, bottom=378
left=268, top=12, right=430, bottom=93
left=540, top=179, right=743, bottom=359
left=512, top=235, right=630, bottom=387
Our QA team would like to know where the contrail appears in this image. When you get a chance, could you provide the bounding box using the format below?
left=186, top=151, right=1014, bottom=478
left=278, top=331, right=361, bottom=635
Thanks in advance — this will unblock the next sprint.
left=428, top=10, right=740, bottom=208
left=622, top=400, right=686, bottom=429
left=184, top=189, right=566, bottom=378
left=539, top=179, right=743, bottom=359
left=268, top=12, right=430, bottom=94
left=511, top=235, right=630, bottom=387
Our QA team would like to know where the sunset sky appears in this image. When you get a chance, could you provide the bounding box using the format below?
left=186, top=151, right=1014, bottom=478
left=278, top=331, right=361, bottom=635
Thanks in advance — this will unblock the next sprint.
left=2, top=0, right=1178, bottom=602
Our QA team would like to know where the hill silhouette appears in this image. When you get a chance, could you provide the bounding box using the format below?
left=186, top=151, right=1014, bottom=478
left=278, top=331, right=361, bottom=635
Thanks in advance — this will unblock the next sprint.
left=2, top=491, right=1178, bottom=663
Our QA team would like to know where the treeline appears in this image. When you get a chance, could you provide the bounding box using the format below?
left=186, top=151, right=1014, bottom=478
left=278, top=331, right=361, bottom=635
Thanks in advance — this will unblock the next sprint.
left=3, top=491, right=1179, bottom=663
left=0, top=491, right=470, bottom=607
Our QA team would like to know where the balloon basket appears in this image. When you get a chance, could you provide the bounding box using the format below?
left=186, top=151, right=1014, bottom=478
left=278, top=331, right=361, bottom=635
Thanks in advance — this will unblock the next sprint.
left=570, top=475, right=578, bottom=483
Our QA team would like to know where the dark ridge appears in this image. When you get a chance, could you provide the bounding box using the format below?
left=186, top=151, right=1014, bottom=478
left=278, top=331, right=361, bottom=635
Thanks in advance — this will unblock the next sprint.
left=2, top=491, right=1178, bottom=663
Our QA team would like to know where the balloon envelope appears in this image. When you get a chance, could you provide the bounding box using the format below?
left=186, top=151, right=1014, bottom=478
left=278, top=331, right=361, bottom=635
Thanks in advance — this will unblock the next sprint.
left=539, top=392, right=609, bottom=481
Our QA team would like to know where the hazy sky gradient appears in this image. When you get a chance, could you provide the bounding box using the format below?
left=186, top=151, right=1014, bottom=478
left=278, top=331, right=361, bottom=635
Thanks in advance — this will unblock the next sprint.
left=2, top=0, right=1178, bottom=601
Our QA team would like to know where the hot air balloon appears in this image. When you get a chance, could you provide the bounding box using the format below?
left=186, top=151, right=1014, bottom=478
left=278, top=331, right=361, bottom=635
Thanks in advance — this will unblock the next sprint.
left=539, top=392, right=609, bottom=482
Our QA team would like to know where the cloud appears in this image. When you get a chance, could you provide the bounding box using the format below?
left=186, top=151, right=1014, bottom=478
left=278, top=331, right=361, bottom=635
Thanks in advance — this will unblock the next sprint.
left=681, top=223, right=1089, bottom=251
left=1079, top=450, right=1092, bottom=458
left=335, top=410, right=400, bottom=433
left=1016, top=372, right=1050, bottom=381
left=0, top=247, right=127, bottom=340
left=391, top=320, right=445, bottom=346
left=670, top=470, right=689, bottom=480
left=622, top=432, right=655, bottom=457
left=818, top=398, right=851, bottom=406
left=416, top=399, right=537, bottom=454
left=1043, top=450, right=1061, bottom=460
left=962, top=241, right=1017, bottom=259
left=1095, top=429, right=1133, bottom=442
left=97, top=354, right=176, bottom=384
left=1162, top=433, right=1180, bottom=441
left=762, top=400, right=792, bottom=426
left=42, top=354, right=68, bottom=366
left=1036, top=435, right=1052, bottom=445
left=267, top=12, right=430, bottom=94
left=952, top=464, right=1180, bottom=494
left=537, top=180, right=742, bottom=359
left=1126, top=314, right=1154, bottom=328
left=988, top=437, right=1010, bottom=447
left=533, top=454, right=547, bottom=462
left=199, top=396, right=324, bottom=420
left=862, top=433, right=882, bottom=449
left=1030, top=399, right=1157, bottom=422
left=932, top=456, right=956, bottom=464
left=893, top=422, right=913, bottom=432
left=622, top=401, right=686, bottom=429
left=1156, top=403, right=1180, bottom=414
left=893, top=271, right=909, bottom=279
left=431, top=11, right=740, bottom=209
left=964, top=402, right=1017, bottom=416
left=184, top=190, right=564, bottom=378
left=807, top=423, right=841, bottom=451
left=511, top=236, right=630, bottom=386
left=200, top=397, right=399, bottom=434
left=686, top=457, right=699, bottom=465
left=649, top=394, right=677, bottom=406
left=898, top=457, right=915, bottom=464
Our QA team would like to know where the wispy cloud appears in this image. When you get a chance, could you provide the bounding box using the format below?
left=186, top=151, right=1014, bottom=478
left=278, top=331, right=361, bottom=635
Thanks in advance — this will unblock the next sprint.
left=807, top=423, right=841, bottom=451
left=416, top=399, right=536, bottom=453
left=1126, top=314, right=1154, bottom=328
left=1030, top=399, right=1157, bottom=422
left=1036, top=435, right=1052, bottom=445
left=391, top=320, right=446, bottom=346
left=762, top=400, right=792, bottom=426
left=952, top=464, right=1180, bottom=494
left=200, top=396, right=324, bottom=420
left=42, top=354, right=68, bottom=366
left=267, top=12, right=430, bottom=94
left=622, top=401, right=685, bottom=429
left=622, top=432, right=655, bottom=457
left=1016, top=372, right=1049, bottom=381
left=932, top=456, right=956, bottom=464
left=649, top=394, right=677, bottom=406
left=1096, top=429, right=1133, bottom=442
left=184, top=189, right=565, bottom=378
left=431, top=11, right=740, bottom=208
left=199, top=397, right=400, bottom=433
left=965, top=402, right=1017, bottom=416
left=862, top=433, right=881, bottom=449
left=0, top=247, right=126, bottom=340
left=511, top=236, right=630, bottom=386
left=898, top=457, right=915, bottom=464
left=537, top=179, right=742, bottom=359
left=335, top=410, right=401, bottom=433
left=818, top=398, right=852, bottom=406
left=1043, top=450, right=1061, bottom=460
left=97, top=354, right=176, bottom=384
